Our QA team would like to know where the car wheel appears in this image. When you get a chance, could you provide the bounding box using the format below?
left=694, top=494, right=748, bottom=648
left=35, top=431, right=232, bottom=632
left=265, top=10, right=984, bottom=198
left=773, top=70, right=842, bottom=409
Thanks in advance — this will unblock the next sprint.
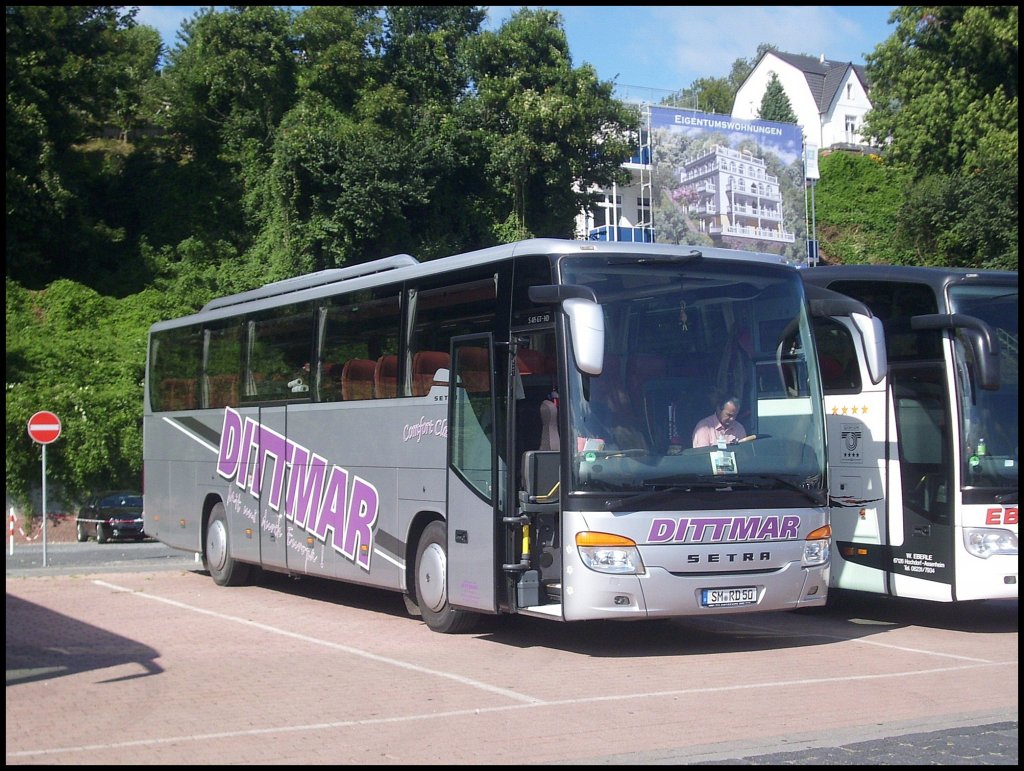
left=204, top=502, right=252, bottom=587
left=76, top=522, right=89, bottom=543
left=96, top=523, right=109, bottom=544
left=414, top=520, right=479, bottom=634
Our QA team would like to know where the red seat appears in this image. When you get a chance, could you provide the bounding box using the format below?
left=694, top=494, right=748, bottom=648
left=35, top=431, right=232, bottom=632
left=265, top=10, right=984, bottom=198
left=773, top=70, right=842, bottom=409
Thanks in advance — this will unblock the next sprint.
left=411, top=351, right=450, bottom=396
left=516, top=348, right=549, bottom=375
left=341, top=359, right=376, bottom=401
left=374, top=354, right=399, bottom=398
left=458, top=347, right=491, bottom=394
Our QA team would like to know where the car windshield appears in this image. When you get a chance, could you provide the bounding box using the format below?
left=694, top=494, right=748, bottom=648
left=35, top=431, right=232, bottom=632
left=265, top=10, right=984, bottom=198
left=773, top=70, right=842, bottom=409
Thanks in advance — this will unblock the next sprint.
left=101, top=494, right=143, bottom=508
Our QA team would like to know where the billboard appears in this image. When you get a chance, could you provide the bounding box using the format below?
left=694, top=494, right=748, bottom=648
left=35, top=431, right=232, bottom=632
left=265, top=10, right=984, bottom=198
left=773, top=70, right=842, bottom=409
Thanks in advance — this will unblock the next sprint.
left=649, top=107, right=808, bottom=262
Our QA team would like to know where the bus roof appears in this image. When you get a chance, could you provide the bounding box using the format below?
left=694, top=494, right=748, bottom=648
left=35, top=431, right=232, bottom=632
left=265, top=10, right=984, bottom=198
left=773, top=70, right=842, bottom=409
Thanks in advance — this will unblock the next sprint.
left=800, top=264, right=1018, bottom=295
left=153, top=238, right=794, bottom=332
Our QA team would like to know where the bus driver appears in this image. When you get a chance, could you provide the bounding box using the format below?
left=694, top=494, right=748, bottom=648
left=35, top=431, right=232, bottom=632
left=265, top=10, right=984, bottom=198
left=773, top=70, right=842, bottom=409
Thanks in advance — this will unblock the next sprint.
left=692, top=396, right=755, bottom=448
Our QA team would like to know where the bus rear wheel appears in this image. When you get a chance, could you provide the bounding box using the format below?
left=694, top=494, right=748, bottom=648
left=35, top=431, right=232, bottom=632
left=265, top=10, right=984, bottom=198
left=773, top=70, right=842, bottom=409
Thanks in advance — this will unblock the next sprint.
left=204, top=502, right=252, bottom=587
left=414, top=520, right=479, bottom=634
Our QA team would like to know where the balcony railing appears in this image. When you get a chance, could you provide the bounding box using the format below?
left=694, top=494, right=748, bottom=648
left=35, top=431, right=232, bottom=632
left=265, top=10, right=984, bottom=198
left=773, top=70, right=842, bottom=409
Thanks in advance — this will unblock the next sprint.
left=587, top=225, right=655, bottom=243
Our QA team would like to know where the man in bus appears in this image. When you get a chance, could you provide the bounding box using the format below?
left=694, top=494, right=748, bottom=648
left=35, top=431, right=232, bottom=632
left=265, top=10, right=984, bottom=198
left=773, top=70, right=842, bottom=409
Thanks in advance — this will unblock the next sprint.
left=692, top=395, right=754, bottom=447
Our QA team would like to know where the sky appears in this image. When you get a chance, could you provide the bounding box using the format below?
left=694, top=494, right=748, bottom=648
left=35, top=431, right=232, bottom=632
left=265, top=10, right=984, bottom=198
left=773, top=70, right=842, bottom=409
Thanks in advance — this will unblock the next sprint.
left=135, top=6, right=898, bottom=98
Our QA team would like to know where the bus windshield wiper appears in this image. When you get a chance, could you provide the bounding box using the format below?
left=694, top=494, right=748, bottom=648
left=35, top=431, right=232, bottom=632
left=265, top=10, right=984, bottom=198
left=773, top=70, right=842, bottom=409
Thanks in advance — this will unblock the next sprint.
left=725, top=475, right=827, bottom=505
left=610, top=480, right=733, bottom=510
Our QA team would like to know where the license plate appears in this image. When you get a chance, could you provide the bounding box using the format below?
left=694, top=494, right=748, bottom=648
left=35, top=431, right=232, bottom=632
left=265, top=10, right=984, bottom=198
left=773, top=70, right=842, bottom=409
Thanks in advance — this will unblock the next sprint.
left=702, top=587, right=757, bottom=607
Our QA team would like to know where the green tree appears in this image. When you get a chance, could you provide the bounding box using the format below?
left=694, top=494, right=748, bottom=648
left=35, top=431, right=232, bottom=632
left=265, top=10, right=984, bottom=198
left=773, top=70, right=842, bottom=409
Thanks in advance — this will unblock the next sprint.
left=689, top=77, right=735, bottom=114
left=6, top=278, right=158, bottom=511
left=466, top=8, right=638, bottom=239
left=863, top=6, right=1017, bottom=175
left=153, top=5, right=298, bottom=267
left=5, top=5, right=145, bottom=287
left=862, top=6, right=1017, bottom=265
left=250, top=6, right=486, bottom=273
left=757, top=72, right=798, bottom=123
left=106, top=23, right=163, bottom=142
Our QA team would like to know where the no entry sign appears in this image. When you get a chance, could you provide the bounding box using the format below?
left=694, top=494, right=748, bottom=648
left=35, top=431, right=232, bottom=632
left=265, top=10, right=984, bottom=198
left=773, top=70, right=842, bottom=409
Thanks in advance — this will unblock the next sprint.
left=27, top=411, right=61, bottom=445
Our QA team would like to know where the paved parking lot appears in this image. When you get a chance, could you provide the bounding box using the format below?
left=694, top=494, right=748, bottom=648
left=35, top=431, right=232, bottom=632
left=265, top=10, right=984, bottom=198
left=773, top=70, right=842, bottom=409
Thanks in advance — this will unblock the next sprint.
left=6, top=567, right=1017, bottom=765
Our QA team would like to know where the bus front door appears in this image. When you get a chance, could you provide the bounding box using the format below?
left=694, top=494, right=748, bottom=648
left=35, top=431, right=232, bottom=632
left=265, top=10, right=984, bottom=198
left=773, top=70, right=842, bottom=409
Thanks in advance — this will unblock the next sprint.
left=445, top=336, right=500, bottom=614
left=887, top=364, right=955, bottom=601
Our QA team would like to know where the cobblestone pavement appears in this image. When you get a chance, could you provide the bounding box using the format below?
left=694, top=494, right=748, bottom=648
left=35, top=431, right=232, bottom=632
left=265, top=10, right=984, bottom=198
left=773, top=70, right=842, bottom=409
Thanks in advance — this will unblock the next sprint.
left=693, top=721, right=1018, bottom=765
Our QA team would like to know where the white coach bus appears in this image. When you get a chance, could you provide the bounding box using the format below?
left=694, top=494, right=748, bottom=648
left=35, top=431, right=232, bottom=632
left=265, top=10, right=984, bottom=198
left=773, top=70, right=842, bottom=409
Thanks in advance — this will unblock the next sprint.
left=804, top=265, right=1018, bottom=602
left=144, top=238, right=880, bottom=632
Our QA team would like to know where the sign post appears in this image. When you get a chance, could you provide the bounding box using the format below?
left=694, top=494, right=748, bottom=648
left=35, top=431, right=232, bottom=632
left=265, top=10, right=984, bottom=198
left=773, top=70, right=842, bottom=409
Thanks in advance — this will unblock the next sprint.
left=27, top=411, right=61, bottom=567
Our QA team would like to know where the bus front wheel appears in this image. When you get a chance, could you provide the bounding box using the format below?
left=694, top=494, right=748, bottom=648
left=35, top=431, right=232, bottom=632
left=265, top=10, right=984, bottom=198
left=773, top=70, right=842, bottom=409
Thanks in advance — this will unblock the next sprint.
left=205, top=502, right=252, bottom=587
left=414, top=520, right=479, bottom=634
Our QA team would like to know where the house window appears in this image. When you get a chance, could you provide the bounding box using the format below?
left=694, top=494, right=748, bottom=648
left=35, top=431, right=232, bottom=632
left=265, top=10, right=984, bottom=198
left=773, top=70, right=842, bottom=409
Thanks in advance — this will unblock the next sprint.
left=845, top=115, right=857, bottom=139
left=846, top=83, right=853, bottom=100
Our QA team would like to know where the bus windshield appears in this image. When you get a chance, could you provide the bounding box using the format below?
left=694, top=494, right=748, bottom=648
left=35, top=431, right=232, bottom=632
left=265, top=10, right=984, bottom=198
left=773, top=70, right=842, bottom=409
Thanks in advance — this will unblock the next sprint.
left=949, top=283, right=1019, bottom=488
left=559, top=255, right=826, bottom=498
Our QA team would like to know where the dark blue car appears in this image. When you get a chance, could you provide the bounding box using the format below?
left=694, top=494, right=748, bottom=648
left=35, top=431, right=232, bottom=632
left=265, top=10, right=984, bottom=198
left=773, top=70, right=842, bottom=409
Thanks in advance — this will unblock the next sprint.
left=76, top=492, right=145, bottom=543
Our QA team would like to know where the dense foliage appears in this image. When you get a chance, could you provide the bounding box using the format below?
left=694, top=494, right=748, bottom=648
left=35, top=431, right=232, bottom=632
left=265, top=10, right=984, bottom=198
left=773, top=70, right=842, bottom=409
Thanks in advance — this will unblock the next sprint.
left=862, top=6, right=1018, bottom=269
left=5, top=5, right=1018, bottom=513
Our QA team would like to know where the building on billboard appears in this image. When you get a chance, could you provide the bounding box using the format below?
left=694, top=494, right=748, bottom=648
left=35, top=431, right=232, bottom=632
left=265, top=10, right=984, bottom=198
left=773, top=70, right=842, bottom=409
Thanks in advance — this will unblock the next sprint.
left=577, top=106, right=806, bottom=263
left=577, top=51, right=875, bottom=265
left=680, top=143, right=794, bottom=244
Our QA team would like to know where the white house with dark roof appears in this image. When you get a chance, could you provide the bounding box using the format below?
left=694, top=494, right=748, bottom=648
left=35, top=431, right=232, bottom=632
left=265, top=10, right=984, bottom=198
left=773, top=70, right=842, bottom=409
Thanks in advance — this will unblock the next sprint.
left=730, top=50, right=873, bottom=152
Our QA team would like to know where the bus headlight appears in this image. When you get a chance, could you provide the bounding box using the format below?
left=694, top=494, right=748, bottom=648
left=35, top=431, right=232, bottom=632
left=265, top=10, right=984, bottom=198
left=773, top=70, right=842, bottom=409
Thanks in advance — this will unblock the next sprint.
left=964, top=528, right=1018, bottom=559
left=576, top=531, right=645, bottom=575
left=802, top=524, right=831, bottom=567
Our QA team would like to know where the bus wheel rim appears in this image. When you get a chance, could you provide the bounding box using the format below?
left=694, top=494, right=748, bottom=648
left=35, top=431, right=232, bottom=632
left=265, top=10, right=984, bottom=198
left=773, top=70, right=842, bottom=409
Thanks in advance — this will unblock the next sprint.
left=207, top=519, right=228, bottom=572
left=418, top=542, right=447, bottom=612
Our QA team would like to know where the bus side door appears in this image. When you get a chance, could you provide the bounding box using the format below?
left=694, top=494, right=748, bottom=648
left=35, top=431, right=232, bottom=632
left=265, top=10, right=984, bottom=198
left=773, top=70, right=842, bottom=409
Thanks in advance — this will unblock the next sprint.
left=446, top=335, right=500, bottom=614
left=887, top=363, right=955, bottom=600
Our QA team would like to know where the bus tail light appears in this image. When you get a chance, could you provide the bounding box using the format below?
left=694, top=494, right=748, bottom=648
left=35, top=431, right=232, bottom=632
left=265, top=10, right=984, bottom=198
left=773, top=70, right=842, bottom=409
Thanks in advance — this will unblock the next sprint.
left=802, top=524, right=831, bottom=567
left=576, top=531, right=645, bottom=575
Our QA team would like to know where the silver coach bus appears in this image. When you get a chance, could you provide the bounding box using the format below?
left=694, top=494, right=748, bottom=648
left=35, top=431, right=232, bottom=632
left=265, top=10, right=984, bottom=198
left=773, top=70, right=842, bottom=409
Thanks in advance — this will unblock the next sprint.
left=144, top=238, right=881, bottom=632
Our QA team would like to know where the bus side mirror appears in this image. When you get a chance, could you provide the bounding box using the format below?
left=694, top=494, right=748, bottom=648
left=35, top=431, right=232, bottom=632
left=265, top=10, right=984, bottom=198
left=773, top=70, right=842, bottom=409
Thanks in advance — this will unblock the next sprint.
left=851, top=313, right=887, bottom=385
left=912, top=313, right=1001, bottom=391
left=563, top=297, right=604, bottom=376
